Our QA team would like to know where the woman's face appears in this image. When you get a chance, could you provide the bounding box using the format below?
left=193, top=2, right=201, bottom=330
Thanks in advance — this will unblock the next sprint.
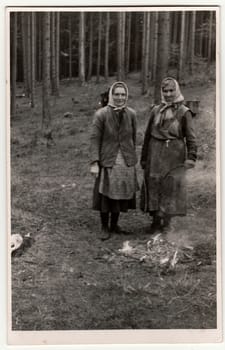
left=112, top=86, right=126, bottom=107
left=162, top=81, right=176, bottom=102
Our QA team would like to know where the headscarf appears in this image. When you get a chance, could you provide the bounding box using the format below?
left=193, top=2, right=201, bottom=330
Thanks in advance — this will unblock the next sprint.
left=160, top=77, right=184, bottom=112
left=155, top=77, right=184, bottom=126
left=108, top=81, right=128, bottom=111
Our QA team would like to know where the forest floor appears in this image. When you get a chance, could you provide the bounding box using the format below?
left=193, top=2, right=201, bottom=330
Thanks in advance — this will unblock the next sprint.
left=10, top=70, right=218, bottom=334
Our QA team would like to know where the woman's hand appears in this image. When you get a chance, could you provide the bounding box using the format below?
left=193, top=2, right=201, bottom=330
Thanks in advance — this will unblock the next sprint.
left=90, top=162, right=100, bottom=177
left=184, top=159, right=195, bottom=169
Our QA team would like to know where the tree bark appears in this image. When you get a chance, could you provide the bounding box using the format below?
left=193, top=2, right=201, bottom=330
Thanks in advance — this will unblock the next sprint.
left=198, top=12, right=204, bottom=57
left=133, top=13, right=139, bottom=71
left=117, top=12, right=126, bottom=81
left=42, top=12, right=52, bottom=138
left=208, top=11, right=213, bottom=65
left=189, top=11, right=196, bottom=74
left=141, top=13, right=147, bottom=83
left=79, top=12, right=85, bottom=84
left=27, top=13, right=31, bottom=97
left=87, top=13, right=93, bottom=81
left=68, top=14, right=72, bottom=79
left=38, top=13, right=42, bottom=82
left=30, top=12, right=36, bottom=107
left=21, top=13, right=29, bottom=95
left=172, top=12, right=179, bottom=44
left=178, top=11, right=186, bottom=81
left=149, top=12, right=155, bottom=77
left=152, top=12, right=159, bottom=81
left=11, top=12, right=17, bottom=117
left=51, top=12, right=59, bottom=96
left=184, top=12, right=190, bottom=63
left=125, top=12, right=131, bottom=76
left=104, top=12, right=110, bottom=80
left=96, top=12, right=102, bottom=83
left=154, top=12, right=170, bottom=104
left=55, top=12, right=60, bottom=95
left=142, top=12, right=151, bottom=94
left=121, top=12, right=126, bottom=79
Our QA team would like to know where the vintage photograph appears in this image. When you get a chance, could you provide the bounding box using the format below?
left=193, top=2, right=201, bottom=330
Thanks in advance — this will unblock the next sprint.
left=7, top=5, right=221, bottom=345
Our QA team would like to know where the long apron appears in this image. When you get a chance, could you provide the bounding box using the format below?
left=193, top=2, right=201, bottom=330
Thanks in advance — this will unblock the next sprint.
left=93, top=150, right=138, bottom=213
left=141, top=137, right=187, bottom=216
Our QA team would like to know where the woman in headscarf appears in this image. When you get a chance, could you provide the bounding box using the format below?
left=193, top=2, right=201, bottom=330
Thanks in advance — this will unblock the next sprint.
left=90, top=82, right=139, bottom=240
left=140, top=77, right=197, bottom=233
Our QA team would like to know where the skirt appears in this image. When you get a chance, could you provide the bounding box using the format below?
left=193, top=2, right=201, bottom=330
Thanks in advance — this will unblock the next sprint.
left=93, top=150, right=138, bottom=212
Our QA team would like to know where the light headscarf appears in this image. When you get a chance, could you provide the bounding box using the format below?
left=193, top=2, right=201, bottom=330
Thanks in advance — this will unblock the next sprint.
left=160, top=77, right=184, bottom=112
left=108, top=81, right=128, bottom=111
left=154, top=77, right=184, bottom=126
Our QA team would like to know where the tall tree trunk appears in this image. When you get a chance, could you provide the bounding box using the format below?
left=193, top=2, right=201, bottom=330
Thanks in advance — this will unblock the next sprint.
left=42, top=12, right=52, bottom=139
left=79, top=12, right=85, bottom=84
left=178, top=11, right=186, bottom=81
left=68, top=14, right=72, bottom=79
left=51, top=12, right=56, bottom=87
left=152, top=12, right=159, bottom=81
left=208, top=11, right=213, bottom=65
left=184, top=12, right=190, bottom=64
left=149, top=12, right=155, bottom=77
left=142, top=12, right=151, bottom=94
left=125, top=12, right=131, bottom=76
left=11, top=12, right=17, bottom=117
left=141, top=13, right=146, bottom=83
left=199, top=12, right=204, bottom=57
left=21, top=13, right=29, bottom=95
left=96, top=12, right=102, bottom=83
left=27, top=13, right=31, bottom=97
left=121, top=12, right=126, bottom=79
left=117, top=12, right=122, bottom=80
left=87, top=13, right=93, bottom=81
left=117, top=12, right=126, bottom=81
left=55, top=12, right=60, bottom=95
left=51, top=12, right=58, bottom=95
left=30, top=12, right=35, bottom=107
left=211, top=11, right=216, bottom=61
left=189, top=11, right=196, bottom=74
left=104, top=12, right=110, bottom=80
left=154, top=12, right=170, bottom=104
left=172, top=12, right=179, bottom=44
left=133, top=13, right=139, bottom=71
left=38, top=13, right=42, bottom=82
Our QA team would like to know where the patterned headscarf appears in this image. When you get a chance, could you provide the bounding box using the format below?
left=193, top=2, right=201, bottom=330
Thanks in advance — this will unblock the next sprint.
left=108, top=81, right=128, bottom=110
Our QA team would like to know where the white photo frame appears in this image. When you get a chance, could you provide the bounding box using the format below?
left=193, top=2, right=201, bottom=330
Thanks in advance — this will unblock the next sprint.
left=1, top=1, right=224, bottom=349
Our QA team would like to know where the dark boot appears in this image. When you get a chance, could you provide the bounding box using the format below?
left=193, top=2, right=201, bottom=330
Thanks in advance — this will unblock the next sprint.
left=162, top=215, right=171, bottom=232
left=110, top=212, right=121, bottom=233
left=149, top=214, right=162, bottom=234
left=110, top=213, right=129, bottom=234
left=99, top=212, right=110, bottom=241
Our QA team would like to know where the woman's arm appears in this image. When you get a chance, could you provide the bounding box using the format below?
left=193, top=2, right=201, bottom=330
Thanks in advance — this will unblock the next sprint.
left=140, top=108, right=155, bottom=168
left=131, top=111, right=137, bottom=146
left=182, top=110, right=197, bottom=162
left=90, top=110, right=104, bottom=164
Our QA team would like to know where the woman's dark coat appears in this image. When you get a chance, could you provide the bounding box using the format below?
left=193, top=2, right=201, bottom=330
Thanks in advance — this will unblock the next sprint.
left=140, top=104, right=197, bottom=216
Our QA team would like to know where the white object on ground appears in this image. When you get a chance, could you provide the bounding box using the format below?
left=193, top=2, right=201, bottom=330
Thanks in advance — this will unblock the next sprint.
left=118, top=241, right=134, bottom=255
left=11, top=234, right=23, bottom=253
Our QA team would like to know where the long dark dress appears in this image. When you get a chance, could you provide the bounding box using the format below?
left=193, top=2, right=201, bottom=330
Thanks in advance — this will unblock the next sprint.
left=140, top=103, right=197, bottom=216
